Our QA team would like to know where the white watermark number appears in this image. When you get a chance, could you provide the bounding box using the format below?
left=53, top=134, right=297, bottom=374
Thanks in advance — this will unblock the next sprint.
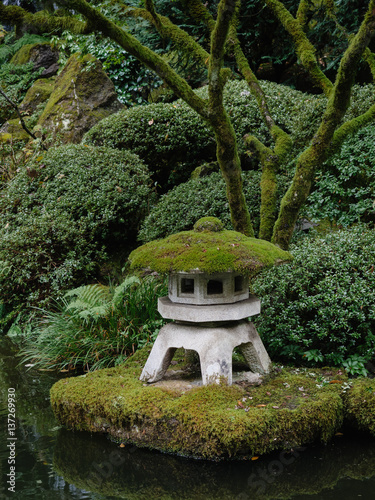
left=7, top=388, right=16, bottom=493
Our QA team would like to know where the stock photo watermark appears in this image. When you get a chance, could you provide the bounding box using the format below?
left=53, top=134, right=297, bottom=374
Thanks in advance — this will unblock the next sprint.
left=87, top=443, right=137, bottom=486
left=237, top=446, right=306, bottom=498
left=6, top=388, right=17, bottom=493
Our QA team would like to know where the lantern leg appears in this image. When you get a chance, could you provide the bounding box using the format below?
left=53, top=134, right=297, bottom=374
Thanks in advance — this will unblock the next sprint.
left=197, top=343, right=233, bottom=385
left=239, top=322, right=271, bottom=375
left=140, top=338, right=177, bottom=383
left=140, top=321, right=271, bottom=385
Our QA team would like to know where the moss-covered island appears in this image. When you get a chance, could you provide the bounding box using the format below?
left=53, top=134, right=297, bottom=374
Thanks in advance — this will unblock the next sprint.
left=50, top=346, right=375, bottom=460
left=128, top=217, right=293, bottom=277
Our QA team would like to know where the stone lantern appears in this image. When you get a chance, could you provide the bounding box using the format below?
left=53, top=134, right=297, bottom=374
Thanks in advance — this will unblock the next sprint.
left=129, top=217, right=292, bottom=385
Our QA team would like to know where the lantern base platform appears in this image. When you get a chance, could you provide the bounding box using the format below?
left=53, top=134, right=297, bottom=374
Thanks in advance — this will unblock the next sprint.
left=140, top=320, right=271, bottom=385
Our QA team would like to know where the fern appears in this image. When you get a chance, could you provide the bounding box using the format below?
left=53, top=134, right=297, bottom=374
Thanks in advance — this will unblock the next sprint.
left=0, top=32, right=49, bottom=65
left=64, top=277, right=142, bottom=322
left=0, top=45, right=13, bottom=65
left=19, top=275, right=168, bottom=371
left=12, top=33, right=49, bottom=53
left=65, top=284, right=111, bottom=321
left=112, top=276, right=140, bottom=309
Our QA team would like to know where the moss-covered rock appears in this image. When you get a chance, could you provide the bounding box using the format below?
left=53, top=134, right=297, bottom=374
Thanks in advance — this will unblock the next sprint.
left=129, top=217, right=292, bottom=277
left=50, top=350, right=348, bottom=460
left=0, top=78, right=54, bottom=144
left=10, top=42, right=41, bottom=65
left=0, top=118, right=29, bottom=141
left=344, top=378, right=375, bottom=436
left=19, top=77, right=54, bottom=115
left=36, top=53, right=123, bottom=144
left=10, top=42, right=59, bottom=77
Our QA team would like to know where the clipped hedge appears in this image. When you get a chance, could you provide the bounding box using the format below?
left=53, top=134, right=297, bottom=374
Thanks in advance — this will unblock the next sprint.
left=138, top=170, right=290, bottom=242
left=83, top=100, right=216, bottom=188
left=83, top=79, right=375, bottom=190
left=0, top=144, right=151, bottom=312
left=253, top=226, right=375, bottom=367
left=83, top=80, right=327, bottom=188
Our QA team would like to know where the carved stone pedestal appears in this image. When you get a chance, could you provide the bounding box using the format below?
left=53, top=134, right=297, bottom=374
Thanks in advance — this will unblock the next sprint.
left=140, top=319, right=271, bottom=385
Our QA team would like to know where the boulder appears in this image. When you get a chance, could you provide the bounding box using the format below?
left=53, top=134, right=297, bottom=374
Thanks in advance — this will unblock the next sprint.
left=19, top=78, right=55, bottom=115
left=0, top=118, right=29, bottom=141
left=10, top=43, right=59, bottom=77
left=36, top=54, right=124, bottom=144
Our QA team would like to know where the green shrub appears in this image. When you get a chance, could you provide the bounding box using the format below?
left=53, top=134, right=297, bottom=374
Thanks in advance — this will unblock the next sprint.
left=20, top=275, right=168, bottom=371
left=305, top=124, right=375, bottom=226
left=83, top=80, right=326, bottom=188
left=253, top=226, right=375, bottom=370
left=84, top=80, right=375, bottom=190
left=138, top=170, right=290, bottom=242
left=83, top=100, right=216, bottom=189
left=0, top=144, right=152, bottom=313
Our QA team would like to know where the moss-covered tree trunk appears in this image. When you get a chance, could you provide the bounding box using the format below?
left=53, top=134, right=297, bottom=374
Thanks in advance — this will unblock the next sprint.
left=211, top=117, right=253, bottom=236
left=206, top=0, right=253, bottom=236
left=272, top=0, right=375, bottom=249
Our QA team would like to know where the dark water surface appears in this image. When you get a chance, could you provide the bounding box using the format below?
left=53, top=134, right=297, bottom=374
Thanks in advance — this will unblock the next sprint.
left=1, top=336, right=375, bottom=500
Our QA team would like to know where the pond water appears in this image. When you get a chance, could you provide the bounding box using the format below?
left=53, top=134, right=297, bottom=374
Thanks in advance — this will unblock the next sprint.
left=1, top=335, right=375, bottom=500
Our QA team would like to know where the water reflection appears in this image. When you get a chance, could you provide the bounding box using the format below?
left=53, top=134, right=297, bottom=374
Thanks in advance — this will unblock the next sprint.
left=1, top=336, right=375, bottom=500
left=53, top=430, right=375, bottom=500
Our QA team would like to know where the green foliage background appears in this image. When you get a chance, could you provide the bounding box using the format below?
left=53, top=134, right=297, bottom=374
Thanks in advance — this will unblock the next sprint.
left=253, top=226, right=375, bottom=368
left=306, top=124, right=375, bottom=226
left=139, top=170, right=290, bottom=242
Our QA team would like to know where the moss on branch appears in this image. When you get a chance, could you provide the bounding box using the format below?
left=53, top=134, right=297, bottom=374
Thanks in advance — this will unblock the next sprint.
left=209, top=0, right=236, bottom=106
left=296, top=0, right=313, bottom=30
left=364, top=47, right=375, bottom=80
left=329, top=103, right=375, bottom=154
left=272, top=0, right=375, bottom=249
left=120, top=0, right=210, bottom=67
left=212, top=119, right=254, bottom=237
left=183, top=0, right=216, bottom=32
left=0, top=3, right=87, bottom=35
left=201, top=0, right=253, bottom=237
left=245, top=136, right=279, bottom=241
left=265, top=0, right=333, bottom=96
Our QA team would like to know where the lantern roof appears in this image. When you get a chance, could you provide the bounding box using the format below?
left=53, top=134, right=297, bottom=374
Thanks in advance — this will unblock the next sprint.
left=129, top=217, right=292, bottom=276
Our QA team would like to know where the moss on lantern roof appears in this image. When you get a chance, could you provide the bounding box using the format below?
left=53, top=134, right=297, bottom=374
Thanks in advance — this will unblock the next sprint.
left=129, top=217, right=292, bottom=276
